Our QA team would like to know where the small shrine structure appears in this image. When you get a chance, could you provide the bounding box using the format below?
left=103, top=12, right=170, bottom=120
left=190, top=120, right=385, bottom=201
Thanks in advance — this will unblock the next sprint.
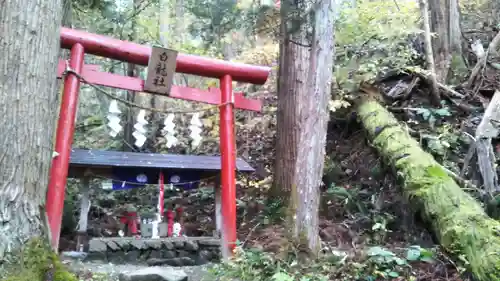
left=47, top=27, right=270, bottom=257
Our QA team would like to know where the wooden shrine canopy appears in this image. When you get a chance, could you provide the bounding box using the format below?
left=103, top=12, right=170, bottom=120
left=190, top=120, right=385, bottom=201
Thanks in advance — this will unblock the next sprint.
left=68, top=148, right=254, bottom=190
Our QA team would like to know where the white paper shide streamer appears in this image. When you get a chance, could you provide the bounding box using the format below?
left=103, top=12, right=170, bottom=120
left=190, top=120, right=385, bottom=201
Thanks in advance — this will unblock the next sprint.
left=189, top=113, right=203, bottom=147
left=162, top=113, right=178, bottom=148
left=133, top=110, right=148, bottom=148
left=107, top=100, right=122, bottom=137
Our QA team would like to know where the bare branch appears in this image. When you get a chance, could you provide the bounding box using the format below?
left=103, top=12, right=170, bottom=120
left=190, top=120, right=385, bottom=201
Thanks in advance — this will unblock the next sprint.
left=419, top=0, right=441, bottom=106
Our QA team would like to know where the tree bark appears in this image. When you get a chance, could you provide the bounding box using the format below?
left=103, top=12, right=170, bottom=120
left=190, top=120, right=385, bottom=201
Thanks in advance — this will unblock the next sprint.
left=427, top=0, right=464, bottom=83
left=0, top=0, right=62, bottom=260
left=428, top=0, right=451, bottom=82
left=448, top=0, right=461, bottom=54
left=472, top=90, right=500, bottom=202
left=356, top=91, right=500, bottom=281
left=159, top=0, right=171, bottom=46
left=272, top=0, right=335, bottom=254
left=124, top=0, right=140, bottom=151
left=419, top=0, right=441, bottom=106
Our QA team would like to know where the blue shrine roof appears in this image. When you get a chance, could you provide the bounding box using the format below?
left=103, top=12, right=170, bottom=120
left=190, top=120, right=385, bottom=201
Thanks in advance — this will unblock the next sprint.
left=69, top=148, right=254, bottom=172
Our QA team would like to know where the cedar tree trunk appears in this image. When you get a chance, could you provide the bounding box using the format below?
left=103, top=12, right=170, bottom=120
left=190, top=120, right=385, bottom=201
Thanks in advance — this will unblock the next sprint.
left=428, top=0, right=464, bottom=83
left=0, top=0, right=62, bottom=260
left=273, top=0, right=335, bottom=254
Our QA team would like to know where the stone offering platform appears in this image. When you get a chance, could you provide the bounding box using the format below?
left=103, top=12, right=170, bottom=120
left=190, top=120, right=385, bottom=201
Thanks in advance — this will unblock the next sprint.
left=86, top=237, right=221, bottom=266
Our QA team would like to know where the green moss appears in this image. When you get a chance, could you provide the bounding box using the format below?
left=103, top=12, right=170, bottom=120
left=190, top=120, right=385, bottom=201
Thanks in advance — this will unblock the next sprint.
left=3, top=238, right=78, bottom=281
left=357, top=99, right=500, bottom=281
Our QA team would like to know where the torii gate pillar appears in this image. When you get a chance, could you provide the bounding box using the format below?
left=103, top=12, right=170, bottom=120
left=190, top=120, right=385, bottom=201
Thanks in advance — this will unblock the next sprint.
left=219, top=74, right=237, bottom=257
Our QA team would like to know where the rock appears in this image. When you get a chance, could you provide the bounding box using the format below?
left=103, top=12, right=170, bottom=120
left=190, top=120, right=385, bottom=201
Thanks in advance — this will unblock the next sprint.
left=124, top=250, right=141, bottom=262
left=146, top=258, right=170, bottom=266
left=184, top=240, right=199, bottom=252
left=177, top=250, right=189, bottom=257
left=85, top=252, right=106, bottom=261
left=106, top=240, right=121, bottom=251
left=149, top=250, right=162, bottom=259
left=145, top=239, right=163, bottom=249
left=198, top=250, right=213, bottom=261
left=152, top=257, right=192, bottom=266
left=116, top=239, right=132, bottom=251
left=173, top=240, right=185, bottom=248
left=130, top=239, right=146, bottom=250
left=89, top=239, right=108, bottom=252
left=162, top=240, right=174, bottom=250
left=161, top=250, right=177, bottom=259
left=197, top=238, right=220, bottom=247
left=119, top=267, right=188, bottom=281
left=179, top=257, right=195, bottom=266
left=60, top=251, right=88, bottom=260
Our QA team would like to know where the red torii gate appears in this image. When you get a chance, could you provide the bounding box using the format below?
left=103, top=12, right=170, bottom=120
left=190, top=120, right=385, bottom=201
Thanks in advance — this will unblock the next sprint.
left=47, top=27, right=270, bottom=253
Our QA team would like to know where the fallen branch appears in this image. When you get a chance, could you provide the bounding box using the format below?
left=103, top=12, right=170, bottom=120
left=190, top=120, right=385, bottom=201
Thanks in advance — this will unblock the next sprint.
left=357, top=87, right=500, bottom=281
left=384, top=77, right=420, bottom=100
left=405, top=68, right=465, bottom=99
left=474, top=90, right=500, bottom=197
left=466, top=31, right=500, bottom=88
left=437, top=82, right=464, bottom=99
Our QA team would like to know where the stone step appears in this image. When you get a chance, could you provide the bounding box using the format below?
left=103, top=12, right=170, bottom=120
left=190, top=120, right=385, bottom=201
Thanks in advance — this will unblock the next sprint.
left=86, top=237, right=221, bottom=266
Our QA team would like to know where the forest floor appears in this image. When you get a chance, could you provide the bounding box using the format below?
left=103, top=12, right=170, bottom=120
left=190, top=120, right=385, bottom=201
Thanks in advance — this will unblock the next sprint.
left=67, top=260, right=210, bottom=281
left=58, top=70, right=499, bottom=280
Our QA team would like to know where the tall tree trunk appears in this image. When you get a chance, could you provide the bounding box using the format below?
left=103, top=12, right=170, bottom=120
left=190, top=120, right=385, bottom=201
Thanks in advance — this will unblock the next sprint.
left=159, top=0, right=171, bottom=46
left=54, top=0, right=72, bottom=138
left=0, top=0, right=62, bottom=259
left=448, top=0, right=461, bottom=54
left=123, top=0, right=140, bottom=151
left=428, top=0, right=464, bottom=83
left=420, top=0, right=441, bottom=106
left=428, top=0, right=450, bottom=82
left=174, top=0, right=185, bottom=44
left=273, top=0, right=335, bottom=254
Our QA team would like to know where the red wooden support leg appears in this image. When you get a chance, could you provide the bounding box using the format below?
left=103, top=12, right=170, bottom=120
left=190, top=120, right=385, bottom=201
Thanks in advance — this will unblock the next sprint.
left=46, top=43, right=85, bottom=251
left=166, top=209, right=174, bottom=237
left=219, top=74, right=237, bottom=258
left=127, top=212, right=138, bottom=236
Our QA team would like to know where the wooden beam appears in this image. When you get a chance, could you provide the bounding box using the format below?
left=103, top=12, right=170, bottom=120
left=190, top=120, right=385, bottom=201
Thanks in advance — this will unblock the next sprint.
left=56, top=61, right=262, bottom=112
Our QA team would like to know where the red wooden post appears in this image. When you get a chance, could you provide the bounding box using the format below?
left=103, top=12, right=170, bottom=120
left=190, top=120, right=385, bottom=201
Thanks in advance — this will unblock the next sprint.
left=219, top=74, right=237, bottom=257
left=166, top=209, right=174, bottom=237
left=46, top=43, right=85, bottom=250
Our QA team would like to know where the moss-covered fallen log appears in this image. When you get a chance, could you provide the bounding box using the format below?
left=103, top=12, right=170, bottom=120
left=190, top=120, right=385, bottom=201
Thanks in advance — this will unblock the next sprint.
left=356, top=97, right=500, bottom=281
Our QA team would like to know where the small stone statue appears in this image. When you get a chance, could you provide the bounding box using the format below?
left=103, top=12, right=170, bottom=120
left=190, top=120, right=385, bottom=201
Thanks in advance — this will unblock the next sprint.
left=172, top=222, right=182, bottom=237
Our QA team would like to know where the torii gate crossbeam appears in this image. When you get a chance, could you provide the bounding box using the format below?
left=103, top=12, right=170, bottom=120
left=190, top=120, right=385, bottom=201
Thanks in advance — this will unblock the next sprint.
left=47, top=28, right=270, bottom=255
